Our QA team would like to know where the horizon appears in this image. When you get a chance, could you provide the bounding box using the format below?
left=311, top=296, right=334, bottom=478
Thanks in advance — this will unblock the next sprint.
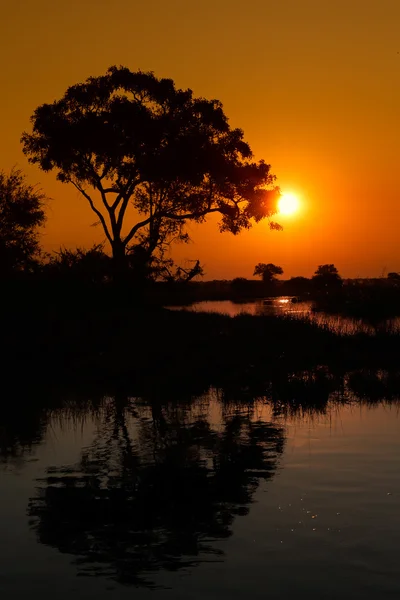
left=1, top=0, right=400, bottom=278
left=191, top=274, right=395, bottom=283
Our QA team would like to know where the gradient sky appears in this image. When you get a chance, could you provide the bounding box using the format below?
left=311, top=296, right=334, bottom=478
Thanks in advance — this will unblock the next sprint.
left=1, top=0, right=399, bottom=279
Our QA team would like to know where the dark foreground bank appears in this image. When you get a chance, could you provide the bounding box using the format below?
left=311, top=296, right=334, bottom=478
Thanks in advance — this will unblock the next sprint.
left=3, top=284, right=400, bottom=394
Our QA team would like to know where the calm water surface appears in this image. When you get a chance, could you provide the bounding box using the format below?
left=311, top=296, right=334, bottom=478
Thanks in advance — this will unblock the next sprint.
left=167, top=299, right=398, bottom=334
left=1, top=387, right=400, bottom=599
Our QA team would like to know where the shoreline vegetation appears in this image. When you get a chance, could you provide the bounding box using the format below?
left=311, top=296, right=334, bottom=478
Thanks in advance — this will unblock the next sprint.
left=4, top=274, right=400, bottom=391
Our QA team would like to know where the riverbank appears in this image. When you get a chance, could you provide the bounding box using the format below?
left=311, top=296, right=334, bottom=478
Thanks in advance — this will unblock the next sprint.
left=4, top=301, right=400, bottom=393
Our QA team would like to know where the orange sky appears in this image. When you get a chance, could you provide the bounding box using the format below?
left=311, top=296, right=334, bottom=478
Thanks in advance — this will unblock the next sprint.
left=1, top=0, right=399, bottom=279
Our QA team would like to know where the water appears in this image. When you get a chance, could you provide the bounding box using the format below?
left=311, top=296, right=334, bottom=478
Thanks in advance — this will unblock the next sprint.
left=167, top=298, right=386, bottom=334
left=169, top=297, right=312, bottom=317
left=1, top=382, right=400, bottom=599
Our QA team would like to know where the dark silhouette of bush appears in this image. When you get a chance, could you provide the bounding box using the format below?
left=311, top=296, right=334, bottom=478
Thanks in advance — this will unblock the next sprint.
left=387, top=272, right=400, bottom=286
left=230, top=277, right=258, bottom=296
left=41, top=244, right=111, bottom=286
left=0, top=168, right=46, bottom=276
left=282, top=276, right=312, bottom=296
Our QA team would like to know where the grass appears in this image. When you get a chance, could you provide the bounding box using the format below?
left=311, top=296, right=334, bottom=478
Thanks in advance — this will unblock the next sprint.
left=3, top=295, right=400, bottom=388
left=2, top=277, right=400, bottom=404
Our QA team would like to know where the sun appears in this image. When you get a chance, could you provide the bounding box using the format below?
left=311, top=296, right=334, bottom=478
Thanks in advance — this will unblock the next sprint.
left=278, top=192, right=300, bottom=216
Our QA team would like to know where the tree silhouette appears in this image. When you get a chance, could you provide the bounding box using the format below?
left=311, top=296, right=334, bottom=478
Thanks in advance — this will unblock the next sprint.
left=253, top=262, right=283, bottom=284
left=28, top=395, right=284, bottom=587
left=0, top=168, right=46, bottom=275
left=22, top=66, right=281, bottom=281
left=312, top=264, right=342, bottom=290
left=387, top=272, right=400, bottom=282
left=0, top=401, right=47, bottom=467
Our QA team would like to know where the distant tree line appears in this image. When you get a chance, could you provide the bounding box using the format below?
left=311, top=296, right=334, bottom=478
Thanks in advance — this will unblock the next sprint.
left=251, top=262, right=342, bottom=292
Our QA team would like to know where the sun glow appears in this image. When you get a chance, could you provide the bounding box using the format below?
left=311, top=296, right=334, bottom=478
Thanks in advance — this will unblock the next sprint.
left=278, top=192, right=300, bottom=216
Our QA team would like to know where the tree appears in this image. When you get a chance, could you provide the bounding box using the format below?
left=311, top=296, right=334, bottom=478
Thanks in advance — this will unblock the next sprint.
left=22, top=66, right=281, bottom=281
left=253, top=262, right=283, bottom=284
left=0, top=168, right=46, bottom=275
left=312, top=264, right=342, bottom=290
left=387, top=272, right=400, bottom=281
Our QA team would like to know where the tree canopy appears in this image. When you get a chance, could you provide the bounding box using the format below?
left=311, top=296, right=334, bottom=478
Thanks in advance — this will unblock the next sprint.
left=0, top=168, right=46, bottom=275
left=22, top=66, right=281, bottom=279
left=387, top=272, right=400, bottom=281
left=312, top=264, right=342, bottom=289
left=253, top=262, right=283, bottom=284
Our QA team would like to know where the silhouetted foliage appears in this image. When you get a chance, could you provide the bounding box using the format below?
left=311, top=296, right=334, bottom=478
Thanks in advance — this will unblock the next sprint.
left=42, top=244, right=111, bottom=285
left=0, top=168, right=46, bottom=275
left=146, top=255, right=204, bottom=283
left=387, top=272, right=400, bottom=284
left=40, top=243, right=203, bottom=288
left=161, top=258, right=203, bottom=283
left=0, top=401, right=47, bottom=466
left=283, top=276, right=311, bottom=295
left=229, top=277, right=264, bottom=298
left=253, top=262, right=283, bottom=284
left=231, top=277, right=250, bottom=291
left=22, top=66, right=281, bottom=281
left=312, top=264, right=342, bottom=291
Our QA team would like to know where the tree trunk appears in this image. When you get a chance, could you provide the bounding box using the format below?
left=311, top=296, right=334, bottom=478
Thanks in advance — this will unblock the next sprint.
left=111, top=239, right=128, bottom=286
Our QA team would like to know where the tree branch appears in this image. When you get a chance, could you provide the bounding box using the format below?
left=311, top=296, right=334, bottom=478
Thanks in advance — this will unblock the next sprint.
left=95, top=178, right=112, bottom=212
left=69, top=179, right=113, bottom=245
left=118, top=193, right=247, bottom=250
left=111, top=192, right=124, bottom=211
left=115, top=175, right=140, bottom=230
left=102, top=187, right=120, bottom=194
left=116, top=195, right=131, bottom=230
left=123, top=216, right=153, bottom=247
left=161, top=207, right=221, bottom=221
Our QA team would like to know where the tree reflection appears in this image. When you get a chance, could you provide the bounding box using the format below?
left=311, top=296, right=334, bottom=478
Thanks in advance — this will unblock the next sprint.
left=11, top=366, right=400, bottom=586
left=0, top=401, right=46, bottom=467
left=28, top=396, right=284, bottom=587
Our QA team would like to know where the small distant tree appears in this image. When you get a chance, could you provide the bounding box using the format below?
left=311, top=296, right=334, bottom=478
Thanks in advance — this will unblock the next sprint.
left=0, top=168, right=46, bottom=275
left=312, top=264, right=342, bottom=291
left=253, top=263, right=283, bottom=284
left=387, top=272, right=400, bottom=281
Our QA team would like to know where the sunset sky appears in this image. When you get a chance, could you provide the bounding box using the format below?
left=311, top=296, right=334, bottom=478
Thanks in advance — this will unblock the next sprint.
left=1, top=0, right=399, bottom=279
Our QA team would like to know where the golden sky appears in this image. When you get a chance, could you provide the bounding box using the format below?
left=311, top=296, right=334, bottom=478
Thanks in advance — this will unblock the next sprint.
left=1, top=0, right=399, bottom=279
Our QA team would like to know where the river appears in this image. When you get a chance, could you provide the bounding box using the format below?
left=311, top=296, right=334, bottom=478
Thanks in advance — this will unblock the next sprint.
left=167, top=298, right=399, bottom=334
left=1, top=381, right=400, bottom=599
